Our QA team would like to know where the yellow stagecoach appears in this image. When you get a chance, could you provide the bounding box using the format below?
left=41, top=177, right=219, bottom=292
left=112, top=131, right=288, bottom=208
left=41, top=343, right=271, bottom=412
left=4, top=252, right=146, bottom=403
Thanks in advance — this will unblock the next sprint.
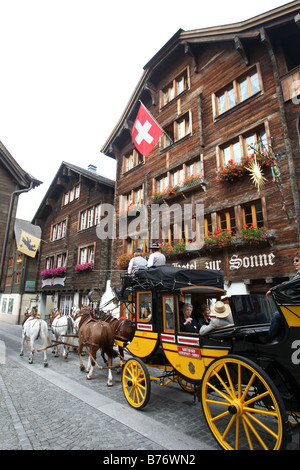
left=118, top=265, right=300, bottom=450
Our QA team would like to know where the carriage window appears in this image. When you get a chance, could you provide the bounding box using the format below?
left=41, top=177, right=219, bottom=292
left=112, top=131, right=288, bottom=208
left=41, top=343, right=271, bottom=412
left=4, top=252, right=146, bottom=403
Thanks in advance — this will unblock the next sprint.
left=137, top=291, right=152, bottom=322
left=163, top=296, right=175, bottom=332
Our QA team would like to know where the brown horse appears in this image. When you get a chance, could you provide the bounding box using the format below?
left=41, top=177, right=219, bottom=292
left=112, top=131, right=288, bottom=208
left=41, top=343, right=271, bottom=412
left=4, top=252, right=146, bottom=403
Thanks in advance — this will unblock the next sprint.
left=78, top=313, right=118, bottom=385
left=98, top=311, right=135, bottom=359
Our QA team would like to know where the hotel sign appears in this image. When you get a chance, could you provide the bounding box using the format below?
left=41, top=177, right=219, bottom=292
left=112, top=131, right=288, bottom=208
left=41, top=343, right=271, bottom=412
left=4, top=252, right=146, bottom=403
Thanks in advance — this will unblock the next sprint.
left=173, top=252, right=276, bottom=272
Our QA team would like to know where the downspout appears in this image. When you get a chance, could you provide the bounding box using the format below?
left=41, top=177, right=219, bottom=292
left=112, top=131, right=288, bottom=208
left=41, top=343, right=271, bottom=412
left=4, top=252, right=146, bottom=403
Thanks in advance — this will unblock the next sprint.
left=0, top=181, right=34, bottom=289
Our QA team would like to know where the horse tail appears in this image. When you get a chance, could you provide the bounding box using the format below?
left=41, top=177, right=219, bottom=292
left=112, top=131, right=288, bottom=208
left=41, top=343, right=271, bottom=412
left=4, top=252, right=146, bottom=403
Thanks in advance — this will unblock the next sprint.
left=67, top=316, right=74, bottom=334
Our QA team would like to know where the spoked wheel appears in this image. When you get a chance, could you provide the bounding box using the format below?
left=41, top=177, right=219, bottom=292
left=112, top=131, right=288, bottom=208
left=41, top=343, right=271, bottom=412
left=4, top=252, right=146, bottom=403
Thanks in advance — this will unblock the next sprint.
left=122, top=358, right=151, bottom=409
left=177, top=376, right=195, bottom=393
left=201, top=355, right=288, bottom=450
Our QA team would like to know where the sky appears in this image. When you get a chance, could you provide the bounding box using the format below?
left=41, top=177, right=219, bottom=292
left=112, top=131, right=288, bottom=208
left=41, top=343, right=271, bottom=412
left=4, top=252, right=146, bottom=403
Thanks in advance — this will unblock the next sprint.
left=0, top=0, right=292, bottom=221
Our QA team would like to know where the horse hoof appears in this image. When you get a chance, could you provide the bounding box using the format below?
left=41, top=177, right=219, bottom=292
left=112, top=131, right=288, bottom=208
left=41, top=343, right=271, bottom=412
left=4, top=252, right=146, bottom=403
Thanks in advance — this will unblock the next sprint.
left=107, top=383, right=113, bottom=387
left=44, top=363, right=48, bottom=368
left=86, top=375, right=92, bottom=380
left=80, top=365, right=85, bottom=372
left=20, top=352, right=24, bottom=357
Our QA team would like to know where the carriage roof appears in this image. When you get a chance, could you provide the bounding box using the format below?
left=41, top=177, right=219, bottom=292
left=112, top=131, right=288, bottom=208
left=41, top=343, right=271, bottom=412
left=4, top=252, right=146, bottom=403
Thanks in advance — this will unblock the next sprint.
left=271, top=276, right=300, bottom=305
left=133, top=265, right=224, bottom=294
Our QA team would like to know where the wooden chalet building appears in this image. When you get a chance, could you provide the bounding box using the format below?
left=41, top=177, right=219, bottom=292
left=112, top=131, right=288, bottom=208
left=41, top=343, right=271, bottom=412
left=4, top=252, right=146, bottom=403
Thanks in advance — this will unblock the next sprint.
left=0, top=142, right=41, bottom=323
left=33, top=162, right=114, bottom=316
left=102, top=1, right=300, bottom=298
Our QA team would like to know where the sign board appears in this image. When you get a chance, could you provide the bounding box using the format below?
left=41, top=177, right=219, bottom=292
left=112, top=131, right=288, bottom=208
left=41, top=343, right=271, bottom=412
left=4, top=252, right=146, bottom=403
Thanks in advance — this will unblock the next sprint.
left=25, top=281, right=36, bottom=293
left=88, top=290, right=101, bottom=302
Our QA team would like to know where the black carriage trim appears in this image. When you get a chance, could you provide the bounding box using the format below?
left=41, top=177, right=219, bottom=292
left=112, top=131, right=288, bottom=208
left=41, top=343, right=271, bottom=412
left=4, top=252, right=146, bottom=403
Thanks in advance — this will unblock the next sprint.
left=132, top=265, right=224, bottom=291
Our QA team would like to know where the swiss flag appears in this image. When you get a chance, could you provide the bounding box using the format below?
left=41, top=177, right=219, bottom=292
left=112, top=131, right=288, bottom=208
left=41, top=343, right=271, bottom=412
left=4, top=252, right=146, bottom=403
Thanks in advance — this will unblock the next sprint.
left=132, top=103, right=163, bottom=157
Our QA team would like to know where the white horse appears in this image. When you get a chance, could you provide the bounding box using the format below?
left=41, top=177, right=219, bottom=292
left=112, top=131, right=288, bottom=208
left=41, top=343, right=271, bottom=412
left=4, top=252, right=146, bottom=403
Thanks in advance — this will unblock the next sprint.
left=20, top=315, right=50, bottom=367
left=51, top=312, right=75, bottom=359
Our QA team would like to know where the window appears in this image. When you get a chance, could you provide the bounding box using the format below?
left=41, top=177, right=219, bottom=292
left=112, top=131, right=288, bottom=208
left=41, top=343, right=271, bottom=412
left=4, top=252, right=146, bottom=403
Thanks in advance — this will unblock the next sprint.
left=120, top=188, right=143, bottom=213
left=1, top=298, right=7, bottom=313
left=45, top=253, right=67, bottom=270
left=162, top=112, right=191, bottom=149
left=57, top=253, right=67, bottom=267
left=170, top=168, right=184, bottom=186
left=136, top=291, right=152, bottom=322
left=238, top=70, right=260, bottom=102
left=46, top=256, right=54, bottom=269
left=244, top=128, right=268, bottom=155
left=163, top=296, right=175, bottom=332
left=63, top=184, right=80, bottom=206
left=217, top=209, right=236, bottom=234
left=204, top=215, right=212, bottom=237
left=219, top=125, right=269, bottom=166
left=51, top=220, right=67, bottom=241
left=79, top=244, right=95, bottom=265
left=187, top=159, right=202, bottom=177
left=157, top=174, right=168, bottom=193
left=123, top=149, right=143, bottom=173
left=242, top=200, right=264, bottom=228
left=161, top=68, right=189, bottom=107
left=214, top=67, right=261, bottom=117
left=79, top=204, right=101, bottom=230
left=221, top=140, right=242, bottom=165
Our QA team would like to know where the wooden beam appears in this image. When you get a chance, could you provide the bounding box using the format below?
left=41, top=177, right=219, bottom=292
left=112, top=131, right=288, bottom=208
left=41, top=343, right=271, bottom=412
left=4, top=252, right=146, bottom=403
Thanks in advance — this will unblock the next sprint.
left=234, top=36, right=249, bottom=65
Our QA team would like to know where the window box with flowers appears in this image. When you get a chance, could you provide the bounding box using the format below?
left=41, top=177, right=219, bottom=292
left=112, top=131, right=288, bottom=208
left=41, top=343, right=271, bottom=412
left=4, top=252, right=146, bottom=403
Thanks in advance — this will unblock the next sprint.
left=159, top=240, right=186, bottom=254
left=117, top=203, right=144, bottom=219
left=40, top=266, right=66, bottom=279
left=148, top=174, right=206, bottom=202
left=215, top=153, right=274, bottom=183
left=74, top=262, right=93, bottom=273
left=203, top=228, right=233, bottom=248
left=237, top=225, right=275, bottom=245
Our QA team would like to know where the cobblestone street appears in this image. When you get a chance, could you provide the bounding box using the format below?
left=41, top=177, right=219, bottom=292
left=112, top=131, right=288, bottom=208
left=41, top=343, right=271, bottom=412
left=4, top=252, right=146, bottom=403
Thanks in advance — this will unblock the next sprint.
left=0, top=323, right=216, bottom=451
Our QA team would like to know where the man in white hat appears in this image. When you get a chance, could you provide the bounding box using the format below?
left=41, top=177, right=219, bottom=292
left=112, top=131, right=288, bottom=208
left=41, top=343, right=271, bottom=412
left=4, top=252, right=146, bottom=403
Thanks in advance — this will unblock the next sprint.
left=199, top=301, right=234, bottom=336
left=147, top=243, right=166, bottom=267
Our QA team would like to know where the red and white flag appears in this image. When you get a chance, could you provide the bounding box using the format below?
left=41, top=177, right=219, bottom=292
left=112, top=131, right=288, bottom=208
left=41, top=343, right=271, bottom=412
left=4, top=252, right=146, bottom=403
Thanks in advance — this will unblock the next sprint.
left=132, top=102, right=163, bottom=157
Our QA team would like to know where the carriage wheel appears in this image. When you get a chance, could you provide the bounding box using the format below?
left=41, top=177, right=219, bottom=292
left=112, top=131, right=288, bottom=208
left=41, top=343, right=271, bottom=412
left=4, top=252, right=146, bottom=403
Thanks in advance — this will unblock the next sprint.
left=201, top=355, right=288, bottom=450
left=177, top=377, right=195, bottom=393
left=122, top=358, right=151, bottom=409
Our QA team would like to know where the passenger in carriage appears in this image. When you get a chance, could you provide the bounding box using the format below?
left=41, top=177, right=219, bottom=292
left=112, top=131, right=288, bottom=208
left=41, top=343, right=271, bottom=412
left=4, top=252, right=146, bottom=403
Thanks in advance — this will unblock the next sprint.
left=180, top=303, right=201, bottom=333
left=198, top=304, right=211, bottom=327
left=199, top=301, right=233, bottom=336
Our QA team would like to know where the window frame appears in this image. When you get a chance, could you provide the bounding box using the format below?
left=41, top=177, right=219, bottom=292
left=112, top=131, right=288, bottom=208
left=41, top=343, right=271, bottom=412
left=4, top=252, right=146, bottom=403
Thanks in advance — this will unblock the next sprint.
left=160, top=68, right=189, bottom=108
left=79, top=203, right=101, bottom=231
left=136, top=291, right=152, bottom=323
left=213, top=65, right=263, bottom=118
left=217, top=123, right=270, bottom=167
left=78, top=243, right=95, bottom=265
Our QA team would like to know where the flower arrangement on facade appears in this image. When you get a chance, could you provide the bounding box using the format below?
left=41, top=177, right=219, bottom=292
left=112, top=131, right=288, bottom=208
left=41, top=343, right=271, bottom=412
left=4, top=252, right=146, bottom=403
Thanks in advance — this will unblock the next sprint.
left=215, top=153, right=274, bottom=183
left=40, top=266, right=66, bottom=279
left=159, top=240, right=186, bottom=254
left=74, top=262, right=93, bottom=272
left=117, top=203, right=143, bottom=218
left=239, top=224, right=268, bottom=244
left=148, top=173, right=203, bottom=202
left=117, top=253, right=133, bottom=270
left=204, top=228, right=233, bottom=247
